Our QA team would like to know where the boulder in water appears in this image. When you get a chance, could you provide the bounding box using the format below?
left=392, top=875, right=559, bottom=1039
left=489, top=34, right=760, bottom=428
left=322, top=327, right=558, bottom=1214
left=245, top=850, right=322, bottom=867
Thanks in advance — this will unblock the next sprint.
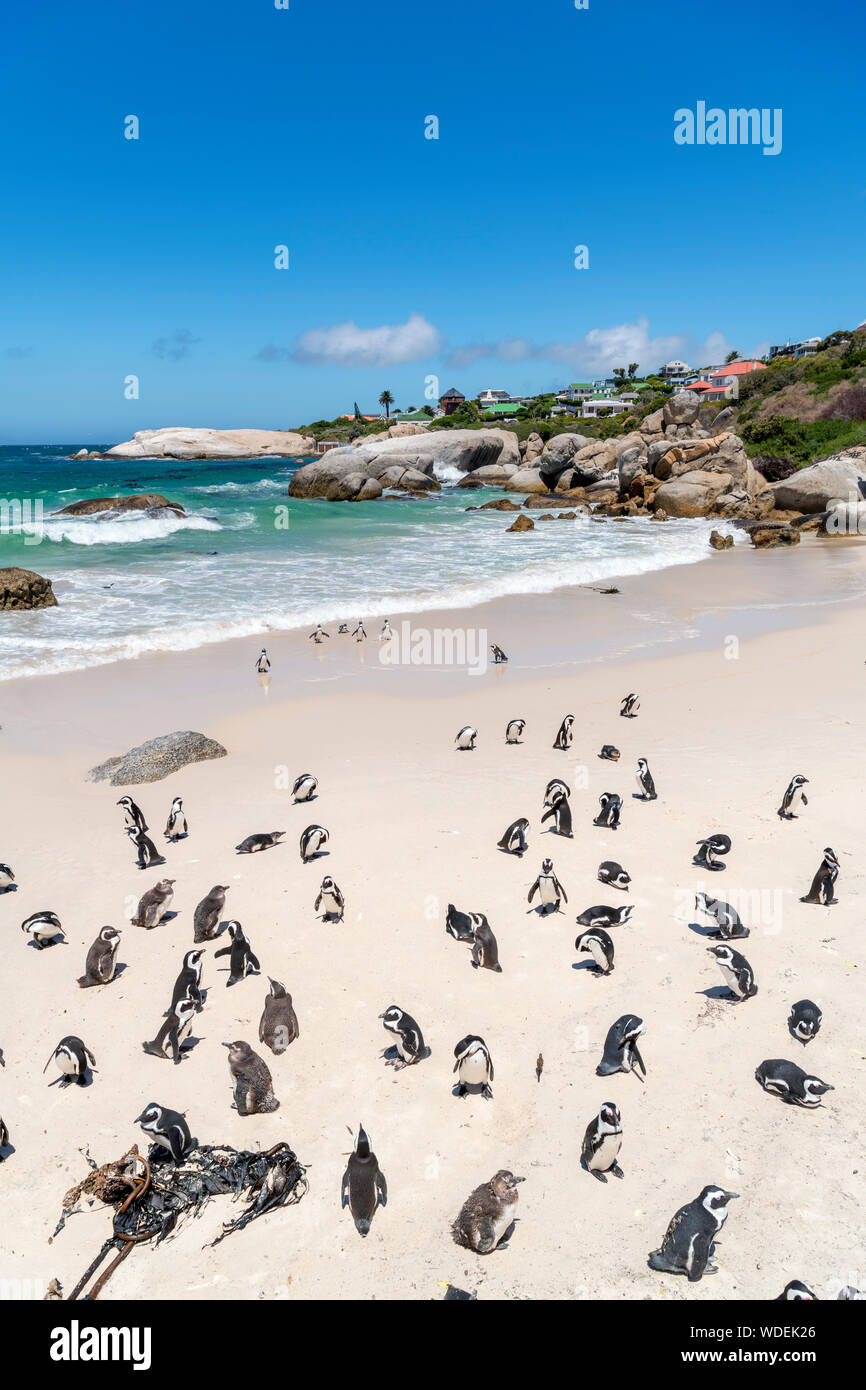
left=0, top=567, right=58, bottom=610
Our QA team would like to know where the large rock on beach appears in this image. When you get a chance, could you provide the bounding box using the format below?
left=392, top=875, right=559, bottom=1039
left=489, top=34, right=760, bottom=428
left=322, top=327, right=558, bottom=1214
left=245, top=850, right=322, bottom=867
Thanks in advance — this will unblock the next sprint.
left=0, top=567, right=58, bottom=610
left=288, top=429, right=517, bottom=499
left=663, top=391, right=702, bottom=427
left=101, top=427, right=316, bottom=460
left=771, top=449, right=866, bottom=514
left=88, top=731, right=228, bottom=786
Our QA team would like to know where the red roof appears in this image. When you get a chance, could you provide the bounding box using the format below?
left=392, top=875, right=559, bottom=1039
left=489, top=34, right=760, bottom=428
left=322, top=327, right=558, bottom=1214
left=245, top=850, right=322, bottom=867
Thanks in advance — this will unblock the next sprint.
left=685, top=380, right=715, bottom=392
left=709, top=360, right=766, bottom=379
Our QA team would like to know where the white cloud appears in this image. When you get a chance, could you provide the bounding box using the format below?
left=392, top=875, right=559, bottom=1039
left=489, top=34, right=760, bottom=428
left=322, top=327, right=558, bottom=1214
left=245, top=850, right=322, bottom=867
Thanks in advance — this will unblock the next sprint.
left=446, top=319, right=741, bottom=376
left=291, top=313, right=443, bottom=367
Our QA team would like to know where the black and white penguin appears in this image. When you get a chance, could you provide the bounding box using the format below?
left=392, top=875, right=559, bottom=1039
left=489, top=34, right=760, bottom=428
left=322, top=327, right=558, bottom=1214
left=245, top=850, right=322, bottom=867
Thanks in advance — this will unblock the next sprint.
left=236, top=830, right=286, bottom=854
left=379, top=618, right=393, bottom=641
left=505, top=718, right=525, bottom=744
left=126, top=825, right=164, bottom=871
left=452, top=1171, right=524, bottom=1253
left=497, top=817, right=529, bottom=856
left=135, top=1102, right=194, bottom=1163
left=593, top=793, right=622, bottom=830
left=453, top=1035, right=494, bottom=1098
left=635, top=758, right=657, bottom=800
left=553, top=714, right=575, bottom=751
left=77, top=927, right=122, bottom=988
left=777, top=774, right=809, bottom=820
left=117, top=795, right=148, bottom=834
left=308, top=624, right=330, bottom=644
left=575, top=927, right=615, bottom=975
left=20, top=910, right=66, bottom=949
left=544, top=777, right=571, bottom=803
left=132, top=878, right=175, bottom=929
left=776, top=1280, right=817, bottom=1300
left=193, top=884, right=229, bottom=942
left=755, top=1059, right=834, bottom=1107
left=598, top=745, right=620, bottom=761
left=800, top=847, right=839, bottom=905
left=707, top=944, right=758, bottom=1001
left=490, top=644, right=508, bottom=664
left=620, top=693, right=640, bottom=718
left=224, top=1040, right=279, bottom=1114
left=292, top=772, right=318, bottom=802
left=0, top=863, right=16, bottom=892
left=581, top=1102, right=623, bottom=1182
left=541, top=790, right=573, bottom=838
left=445, top=903, right=477, bottom=942
left=598, top=860, right=630, bottom=891
left=171, top=948, right=204, bottom=1012
left=255, top=649, right=270, bottom=673
left=142, top=991, right=197, bottom=1065
left=576, top=903, right=634, bottom=929
left=596, top=1014, right=646, bottom=1080
left=337, top=623, right=349, bottom=634
left=528, top=858, right=568, bottom=913
left=470, top=914, right=502, bottom=972
left=353, top=620, right=367, bottom=642
left=342, top=1124, right=387, bottom=1237
left=694, top=892, right=748, bottom=939
left=648, top=1186, right=739, bottom=1282
left=214, top=920, right=261, bottom=986
left=455, top=725, right=478, bottom=751
left=43, top=1036, right=96, bottom=1087
left=379, top=1005, right=427, bottom=1067
left=315, top=875, right=345, bottom=922
left=300, top=824, right=329, bottom=861
left=693, top=834, right=731, bottom=871
left=164, top=796, right=188, bottom=842
left=259, top=979, right=300, bottom=1054
left=788, top=999, right=822, bottom=1045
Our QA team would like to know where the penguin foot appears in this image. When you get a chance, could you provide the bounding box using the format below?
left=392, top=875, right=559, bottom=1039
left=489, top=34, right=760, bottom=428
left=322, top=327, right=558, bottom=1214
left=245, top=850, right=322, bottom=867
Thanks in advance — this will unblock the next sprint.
left=612, top=1163, right=624, bottom=1179
left=591, top=1169, right=608, bottom=1183
left=142, top=1041, right=167, bottom=1059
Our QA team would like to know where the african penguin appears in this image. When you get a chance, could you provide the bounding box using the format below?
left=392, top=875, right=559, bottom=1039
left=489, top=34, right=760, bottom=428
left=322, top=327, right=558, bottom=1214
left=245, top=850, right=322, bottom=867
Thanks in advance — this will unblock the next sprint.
left=259, top=979, right=300, bottom=1054
left=620, top=693, right=640, bottom=718
left=308, top=624, right=330, bottom=643
left=445, top=904, right=477, bottom=942
left=778, top=774, right=809, bottom=820
left=505, top=718, right=525, bottom=744
left=528, top=858, right=567, bottom=913
left=255, top=649, right=270, bottom=673
left=43, top=1036, right=96, bottom=1087
left=694, top=892, right=748, bottom=939
left=342, top=1124, right=387, bottom=1237
left=497, top=817, right=529, bottom=856
left=452, top=1171, right=524, bottom=1254
left=453, top=1035, right=494, bottom=1098
left=353, top=620, right=366, bottom=642
left=755, top=1059, right=834, bottom=1107
left=214, top=920, right=260, bottom=986
left=693, top=834, right=731, bottom=871
left=648, top=1186, right=739, bottom=1282
left=379, top=1005, right=427, bottom=1067
left=126, top=825, right=164, bottom=871
left=164, top=796, right=188, bottom=841
left=77, top=927, right=122, bottom=988
left=635, top=758, right=657, bottom=800
left=598, top=860, right=630, bottom=891
left=575, top=927, right=615, bottom=975
left=800, top=847, right=839, bottom=905
left=135, top=1102, right=194, bottom=1163
left=598, top=745, right=621, bottom=761
left=788, top=999, right=822, bottom=1045
left=337, top=623, right=348, bottom=634
left=224, top=1040, right=279, bottom=1115
left=117, top=795, right=148, bottom=834
left=541, top=790, right=573, bottom=838
left=379, top=619, right=393, bottom=641
left=581, top=1102, right=623, bottom=1182
left=576, top=903, right=634, bottom=929
left=20, top=911, right=66, bottom=949
left=593, top=793, right=622, bottom=829
left=455, top=725, right=477, bottom=751
left=193, top=885, right=228, bottom=943
left=544, top=777, right=571, bottom=803
left=777, top=1280, right=817, bottom=1300
left=553, top=714, right=575, bottom=751
left=315, top=875, right=345, bottom=922
left=132, top=879, right=175, bottom=929
left=490, top=644, right=508, bottom=664
left=299, top=824, right=329, bottom=861
left=292, top=772, right=318, bottom=802
left=171, top=948, right=204, bottom=1012
left=236, top=830, right=285, bottom=854
left=470, top=915, right=502, bottom=972
left=706, top=944, right=758, bottom=1001
left=142, top=991, right=197, bottom=1065
left=596, top=1015, right=646, bottom=1080
left=0, top=863, right=16, bottom=892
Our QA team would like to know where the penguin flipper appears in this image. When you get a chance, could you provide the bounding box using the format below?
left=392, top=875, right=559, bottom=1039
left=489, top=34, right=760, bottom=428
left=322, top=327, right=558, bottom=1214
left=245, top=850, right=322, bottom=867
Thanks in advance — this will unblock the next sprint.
left=376, top=1171, right=388, bottom=1207
left=527, top=881, right=539, bottom=903
left=214, top=945, right=230, bottom=958
left=340, top=1167, right=351, bottom=1209
left=248, top=951, right=261, bottom=972
left=555, top=879, right=567, bottom=901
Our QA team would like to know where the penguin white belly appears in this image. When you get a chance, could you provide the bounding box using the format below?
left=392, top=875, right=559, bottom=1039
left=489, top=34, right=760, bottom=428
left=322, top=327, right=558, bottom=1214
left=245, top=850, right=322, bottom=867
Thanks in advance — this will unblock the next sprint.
left=58, top=1052, right=77, bottom=1075
left=488, top=1201, right=515, bottom=1245
left=790, top=787, right=804, bottom=812
left=539, top=878, right=557, bottom=906
left=588, top=939, right=609, bottom=971
left=322, top=892, right=339, bottom=914
left=177, top=1015, right=194, bottom=1043
left=460, top=1053, right=489, bottom=1086
left=0, top=871, right=12, bottom=888
left=589, top=1132, right=622, bottom=1172
left=719, top=963, right=743, bottom=996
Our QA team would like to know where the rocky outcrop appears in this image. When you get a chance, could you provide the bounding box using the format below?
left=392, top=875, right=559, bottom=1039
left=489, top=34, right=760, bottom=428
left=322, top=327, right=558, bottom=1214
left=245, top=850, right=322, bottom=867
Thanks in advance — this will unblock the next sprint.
left=55, top=493, right=185, bottom=517
left=663, top=391, right=702, bottom=428
left=654, top=470, right=734, bottom=518
left=88, top=731, right=228, bottom=786
left=505, top=468, right=551, bottom=495
left=97, top=427, right=316, bottom=460
left=709, top=530, right=734, bottom=550
left=289, top=429, right=517, bottom=499
left=747, top=523, right=801, bottom=549
left=0, top=567, right=58, bottom=610
left=521, top=432, right=545, bottom=462
left=771, top=449, right=866, bottom=514
left=506, top=514, right=535, bottom=533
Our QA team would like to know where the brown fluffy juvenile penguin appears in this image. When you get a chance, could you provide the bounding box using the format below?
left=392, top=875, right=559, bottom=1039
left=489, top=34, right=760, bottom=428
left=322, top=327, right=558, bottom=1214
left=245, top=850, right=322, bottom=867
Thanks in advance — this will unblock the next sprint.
left=194, top=885, right=229, bottom=943
left=224, top=1040, right=279, bottom=1115
left=132, top=879, right=175, bottom=928
left=452, top=1170, right=525, bottom=1253
left=259, top=979, right=300, bottom=1054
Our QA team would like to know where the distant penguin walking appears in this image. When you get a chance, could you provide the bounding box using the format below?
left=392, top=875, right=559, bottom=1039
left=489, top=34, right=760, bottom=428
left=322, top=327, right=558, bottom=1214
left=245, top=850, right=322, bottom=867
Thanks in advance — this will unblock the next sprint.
left=236, top=830, right=285, bottom=854
left=778, top=774, right=808, bottom=819
left=126, top=825, right=163, bottom=870
left=649, top=1186, right=739, bottom=1281
left=490, top=644, right=508, bottom=664
left=582, top=1102, right=623, bottom=1182
left=505, top=718, right=525, bottom=744
left=593, top=793, right=622, bottom=830
left=620, top=693, right=640, bottom=718
left=541, top=789, right=573, bottom=838
left=309, top=624, right=330, bottom=644
left=380, top=1005, right=427, bottom=1067
left=800, top=847, right=839, bottom=905
left=755, top=1059, right=833, bottom=1106
left=0, top=863, right=16, bottom=892
left=135, top=1102, right=193, bottom=1162
left=255, top=648, right=270, bottom=673
left=300, top=824, right=329, bottom=861
left=214, top=920, right=260, bottom=986
left=707, top=944, right=757, bottom=1000
left=575, top=927, right=615, bottom=975
left=596, top=1015, right=646, bottom=1080
left=452, top=1171, right=524, bottom=1253
left=553, top=714, right=575, bottom=750
left=171, top=948, right=204, bottom=1013
left=164, top=796, right=188, bottom=842
left=453, top=1035, right=494, bottom=1098
left=20, top=910, right=66, bottom=949
left=315, top=875, right=344, bottom=922
left=455, top=725, right=477, bottom=751
left=470, top=914, right=502, bottom=972
left=292, top=772, right=318, bottom=802
left=576, top=903, right=634, bottom=929
left=132, top=878, right=175, bottom=929
left=259, top=979, right=299, bottom=1054
left=143, top=991, right=197, bottom=1065
left=117, top=795, right=148, bottom=834
left=353, top=620, right=366, bottom=642
left=43, top=1036, right=96, bottom=1087
left=224, top=1040, right=279, bottom=1115
left=379, top=618, right=393, bottom=641
left=694, top=834, right=731, bottom=871
left=342, top=1124, right=387, bottom=1237
left=497, top=817, right=529, bottom=856
left=788, top=999, right=822, bottom=1045
left=635, top=758, right=657, bottom=800
left=193, top=885, right=228, bottom=943
left=528, top=858, right=567, bottom=914
left=694, top=892, right=748, bottom=939
left=77, top=927, right=122, bottom=988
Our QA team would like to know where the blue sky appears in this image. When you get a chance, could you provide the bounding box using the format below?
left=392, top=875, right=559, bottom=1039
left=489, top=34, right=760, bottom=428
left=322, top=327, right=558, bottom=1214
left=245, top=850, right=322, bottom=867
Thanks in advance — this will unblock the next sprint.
left=1, top=0, right=864, bottom=442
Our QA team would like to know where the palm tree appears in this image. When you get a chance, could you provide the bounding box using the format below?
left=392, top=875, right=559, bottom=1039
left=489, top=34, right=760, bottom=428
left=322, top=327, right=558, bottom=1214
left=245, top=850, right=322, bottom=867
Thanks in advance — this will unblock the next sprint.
left=627, top=361, right=639, bottom=379
left=725, top=350, right=740, bottom=364
left=379, top=390, right=394, bottom=419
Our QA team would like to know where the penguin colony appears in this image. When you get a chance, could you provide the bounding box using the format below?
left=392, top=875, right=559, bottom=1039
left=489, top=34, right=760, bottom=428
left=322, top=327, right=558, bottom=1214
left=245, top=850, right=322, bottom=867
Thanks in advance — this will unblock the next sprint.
left=0, top=635, right=855, bottom=1302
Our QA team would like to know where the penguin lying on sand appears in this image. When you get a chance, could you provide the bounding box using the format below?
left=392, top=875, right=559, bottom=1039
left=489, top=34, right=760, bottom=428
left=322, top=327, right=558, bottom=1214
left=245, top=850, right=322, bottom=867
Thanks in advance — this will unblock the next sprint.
left=755, top=1059, right=833, bottom=1107
left=598, top=860, right=630, bottom=891
left=236, top=831, right=285, bottom=854
left=788, top=999, right=822, bottom=1045
left=576, top=903, right=634, bottom=929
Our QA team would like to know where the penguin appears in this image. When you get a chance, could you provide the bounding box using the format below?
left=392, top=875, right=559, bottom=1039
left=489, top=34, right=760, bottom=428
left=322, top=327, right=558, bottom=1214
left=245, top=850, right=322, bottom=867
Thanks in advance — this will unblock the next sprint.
left=236, top=830, right=285, bottom=854
left=292, top=772, right=318, bottom=803
left=77, top=927, right=122, bottom=988
left=171, top=948, right=204, bottom=1012
left=164, top=796, right=188, bottom=842
left=755, top=1059, right=834, bottom=1107
left=598, top=745, right=620, bottom=761
left=135, top=1102, right=194, bottom=1163
left=20, top=910, right=66, bottom=949
left=193, top=884, right=229, bottom=943
left=596, top=1015, right=646, bottom=1080
left=707, top=944, right=757, bottom=1001
left=528, top=858, right=568, bottom=914
left=259, top=979, right=299, bottom=1054
left=309, top=624, right=330, bottom=644
left=693, top=834, right=731, bottom=871
left=593, top=792, right=622, bottom=829
left=126, top=825, right=164, bottom=871
left=800, top=847, right=839, bottom=905
left=224, top=1040, right=279, bottom=1115
left=553, top=714, right=575, bottom=751
left=544, top=777, right=570, bottom=804
left=776, top=1281, right=817, bottom=1301
left=598, top=860, right=630, bottom=891
left=778, top=774, right=809, bottom=820
left=0, top=863, right=15, bottom=892
left=379, top=1005, right=427, bottom=1067
left=445, top=903, right=477, bottom=943
left=581, top=1101, right=623, bottom=1182
left=452, top=1171, right=524, bottom=1253
left=353, top=620, right=367, bottom=642
left=255, top=649, right=270, bottom=673
left=505, top=718, right=525, bottom=744
left=576, top=903, right=634, bottom=929
left=837, top=1287, right=865, bottom=1301
left=43, top=1036, right=96, bottom=1087
left=575, top=927, right=615, bottom=975
left=788, top=999, right=822, bottom=1045
left=142, top=991, right=197, bottom=1065
left=541, top=790, right=573, bottom=838
left=497, top=817, right=529, bottom=856
left=455, top=725, right=477, bottom=751
left=379, top=618, right=393, bottom=641
left=117, top=795, right=148, bottom=834
left=342, top=1124, right=387, bottom=1237
left=620, top=693, right=640, bottom=718
left=314, top=875, right=345, bottom=922
left=214, top=920, right=260, bottom=986
left=470, top=915, right=502, bottom=973
left=635, top=758, right=657, bottom=801
left=453, top=1035, right=494, bottom=1098
left=300, top=824, right=329, bottom=861
left=694, top=892, right=748, bottom=939
left=648, top=1186, right=739, bottom=1282
left=0, top=1116, right=9, bottom=1158
left=490, top=644, right=508, bottom=664
left=132, top=878, right=175, bottom=929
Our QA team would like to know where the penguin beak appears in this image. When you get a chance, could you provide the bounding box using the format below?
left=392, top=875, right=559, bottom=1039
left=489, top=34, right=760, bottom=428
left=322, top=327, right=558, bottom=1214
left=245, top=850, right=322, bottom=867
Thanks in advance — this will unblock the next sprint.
left=221, top=1042, right=233, bottom=1048
left=725, top=1191, right=740, bottom=1200
left=511, top=1176, right=526, bottom=1184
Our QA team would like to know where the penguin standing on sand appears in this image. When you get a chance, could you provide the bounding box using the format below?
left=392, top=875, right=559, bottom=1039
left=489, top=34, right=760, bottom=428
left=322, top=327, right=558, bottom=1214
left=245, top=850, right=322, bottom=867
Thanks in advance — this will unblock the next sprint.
left=342, top=1124, right=387, bottom=1237
left=455, top=725, right=477, bottom=751
left=379, top=619, right=393, bottom=641
left=353, top=620, right=366, bottom=643
left=171, top=948, right=204, bottom=1012
left=635, top=758, right=657, bottom=801
left=452, top=1171, right=524, bottom=1253
left=594, top=793, right=622, bottom=830
left=497, top=817, right=529, bottom=856
left=300, top=824, right=329, bottom=861
left=596, top=1015, right=646, bottom=1080
left=117, top=796, right=148, bottom=833
left=706, top=944, right=758, bottom=1001
left=490, top=644, right=508, bottom=664
left=20, top=911, right=66, bottom=949
left=649, top=1186, right=739, bottom=1281
left=0, top=863, right=15, bottom=892
left=453, top=1036, right=494, bottom=1098
left=132, top=879, right=175, bottom=929
left=620, top=693, right=640, bottom=718
left=126, top=825, right=163, bottom=871
left=800, top=847, right=839, bottom=905
left=315, top=875, right=345, bottom=922
left=255, top=649, right=270, bottom=674
left=694, top=834, right=731, bottom=871
left=164, top=797, right=188, bottom=842
left=553, top=714, right=575, bottom=750
left=259, top=980, right=299, bottom=1054
left=575, top=927, right=615, bottom=975
left=541, top=788, right=573, bottom=838
left=214, top=920, right=260, bottom=986
left=142, top=991, right=197, bottom=1065
left=694, top=892, right=748, bottom=939
left=77, top=927, right=122, bottom=988
left=292, top=772, right=318, bottom=802
left=582, top=1102, right=623, bottom=1182
left=43, top=1036, right=97, bottom=1087
left=778, top=774, right=809, bottom=820
left=379, top=1006, right=427, bottom=1068
left=224, top=1040, right=279, bottom=1115
left=505, top=718, right=525, bottom=744
left=755, top=1059, right=833, bottom=1106
left=309, top=624, right=330, bottom=644
left=788, top=999, right=822, bottom=1045
left=193, top=885, right=228, bottom=942
left=470, top=915, right=502, bottom=972
left=135, top=1102, right=194, bottom=1163
left=544, top=777, right=570, bottom=803
left=236, top=831, right=285, bottom=854
left=528, top=858, right=567, bottom=914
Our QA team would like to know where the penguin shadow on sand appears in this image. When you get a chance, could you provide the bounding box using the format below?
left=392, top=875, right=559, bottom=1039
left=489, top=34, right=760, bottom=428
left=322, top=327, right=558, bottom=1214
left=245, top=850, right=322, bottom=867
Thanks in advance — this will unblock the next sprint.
left=698, top=982, right=739, bottom=1002
left=381, top=1042, right=431, bottom=1069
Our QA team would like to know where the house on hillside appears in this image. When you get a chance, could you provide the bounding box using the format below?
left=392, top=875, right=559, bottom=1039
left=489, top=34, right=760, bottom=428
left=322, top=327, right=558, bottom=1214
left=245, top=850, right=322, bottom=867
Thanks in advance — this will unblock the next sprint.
left=768, top=337, right=822, bottom=360
left=439, top=387, right=466, bottom=416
